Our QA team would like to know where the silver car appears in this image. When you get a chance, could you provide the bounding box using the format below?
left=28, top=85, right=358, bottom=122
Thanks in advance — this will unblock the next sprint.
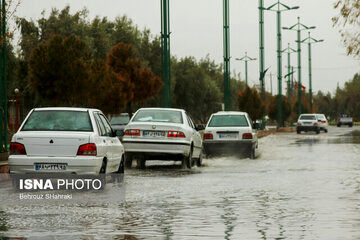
left=122, top=108, right=203, bottom=169
left=203, top=111, right=260, bottom=159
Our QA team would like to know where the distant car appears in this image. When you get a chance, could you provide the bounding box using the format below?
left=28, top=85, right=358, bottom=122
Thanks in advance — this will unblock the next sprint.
left=337, top=114, right=353, bottom=127
left=296, top=114, right=320, bottom=134
left=203, top=111, right=260, bottom=159
left=316, top=114, right=328, bottom=133
left=110, top=113, right=130, bottom=139
left=9, top=107, right=125, bottom=174
left=122, top=108, right=203, bottom=169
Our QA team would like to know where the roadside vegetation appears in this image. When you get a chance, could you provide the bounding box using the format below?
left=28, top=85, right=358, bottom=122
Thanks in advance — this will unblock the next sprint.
left=3, top=2, right=360, bottom=124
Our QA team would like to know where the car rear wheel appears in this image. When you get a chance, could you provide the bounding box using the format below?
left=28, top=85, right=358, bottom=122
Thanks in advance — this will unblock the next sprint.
left=324, top=129, right=328, bottom=133
left=316, top=129, right=320, bottom=134
left=100, top=159, right=107, bottom=174
left=136, top=156, right=146, bottom=169
left=349, top=124, right=353, bottom=127
left=196, top=151, right=203, bottom=167
left=250, top=146, right=256, bottom=159
left=297, top=130, right=301, bottom=134
left=125, top=153, right=133, bottom=168
left=117, top=155, right=124, bottom=174
left=182, top=147, right=193, bottom=169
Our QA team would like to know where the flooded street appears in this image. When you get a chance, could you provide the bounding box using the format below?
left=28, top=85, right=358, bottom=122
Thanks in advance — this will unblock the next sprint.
left=1, top=126, right=360, bottom=239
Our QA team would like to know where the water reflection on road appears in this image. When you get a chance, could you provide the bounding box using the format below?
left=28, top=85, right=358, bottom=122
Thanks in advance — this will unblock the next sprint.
left=0, top=126, right=360, bottom=239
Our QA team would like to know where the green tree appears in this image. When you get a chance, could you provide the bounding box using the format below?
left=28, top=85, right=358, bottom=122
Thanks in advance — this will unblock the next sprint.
left=267, top=95, right=291, bottom=125
left=28, top=35, right=90, bottom=106
left=238, top=87, right=264, bottom=120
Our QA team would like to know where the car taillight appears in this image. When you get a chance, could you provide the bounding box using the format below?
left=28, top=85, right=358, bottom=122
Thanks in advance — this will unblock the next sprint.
left=321, top=120, right=326, bottom=123
left=203, top=133, right=213, bottom=140
left=242, top=133, right=253, bottom=139
left=297, top=122, right=302, bottom=126
left=124, top=129, right=140, bottom=136
left=167, top=131, right=186, bottom=138
left=10, top=142, right=26, bottom=155
left=77, top=143, right=97, bottom=156
left=313, top=122, right=318, bottom=126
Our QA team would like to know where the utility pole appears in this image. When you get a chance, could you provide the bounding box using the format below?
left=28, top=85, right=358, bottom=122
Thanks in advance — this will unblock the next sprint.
left=270, top=73, right=273, bottom=95
left=283, top=17, right=315, bottom=116
left=258, top=0, right=266, bottom=128
left=262, top=0, right=299, bottom=127
left=0, top=0, right=6, bottom=152
left=235, top=52, right=257, bottom=86
left=282, top=43, right=297, bottom=98
left=161, top=0, right=171, bottom=108
left=223, top=0, right=230, bottom=111
left=301, top=32, right=324, bottom=112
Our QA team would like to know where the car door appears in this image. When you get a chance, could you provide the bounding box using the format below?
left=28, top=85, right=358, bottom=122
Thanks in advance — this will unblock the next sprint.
left=185, top=113, right=202, bottom=157
left=98, top=113, right=120, bottom=172
left=94, top=113, right=112, bottom=169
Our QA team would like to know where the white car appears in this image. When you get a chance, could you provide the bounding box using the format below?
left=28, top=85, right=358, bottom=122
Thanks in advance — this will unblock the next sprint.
left=9, top=107, right=124, bottom=174
left=316, top=114, right=329, bottom=133
left=203, top=111, right=260, bottom=159
left=296, top=114, right=320, bottom=134
left=122, top=108, right=203, bottom=169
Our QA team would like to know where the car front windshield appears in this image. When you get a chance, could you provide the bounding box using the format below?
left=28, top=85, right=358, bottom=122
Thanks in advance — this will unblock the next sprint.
left=110, top=115, right=130, bottom=125
left=21, top=110, right=93, bottom=131
left=132, top=110, right=183, bottom=124
left=300, top=115, right=316, bottom=120
left=208, top=115, right=249, bottom=127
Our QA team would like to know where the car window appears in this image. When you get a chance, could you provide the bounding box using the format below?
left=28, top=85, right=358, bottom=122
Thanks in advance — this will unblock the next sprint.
left=208, top=115, right=249, bottom=127
left=21, top=110, right=93, bottom=132
left=317, top=115, right=326, bottom=120
left=132, top=110, right=183, bottom=124
left=99, top=114, right=113, bottom=137
left=299, top=115, right=316, bottom=120
left=110, top=115, right=130, bottom=125
left=94, top=113, right=106, bottom=136
left=186, top=115, right=195, bottom=129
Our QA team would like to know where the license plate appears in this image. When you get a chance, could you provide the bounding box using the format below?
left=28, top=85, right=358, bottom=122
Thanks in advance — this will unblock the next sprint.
left=219, top=133, right=237, bottom=139
left=143, top=131, right=165, bottom=138
left=35, top=163, right=67, bottom=171
left=303, top=122, right=312, bottom=125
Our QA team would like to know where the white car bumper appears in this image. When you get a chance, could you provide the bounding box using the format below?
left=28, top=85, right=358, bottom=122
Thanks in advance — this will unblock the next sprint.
left=9, top=155, right=104, bottom=174
left=122, top=139, right=191, bottom=156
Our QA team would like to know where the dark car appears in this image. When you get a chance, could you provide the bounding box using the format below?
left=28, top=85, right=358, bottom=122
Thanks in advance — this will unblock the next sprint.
left=110, top=113, right=130, bottom=139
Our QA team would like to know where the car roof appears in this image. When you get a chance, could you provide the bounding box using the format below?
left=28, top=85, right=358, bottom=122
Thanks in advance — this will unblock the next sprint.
left=213, top=111, right=247, bottom=115
left=137, top=107, right=185, bottom=112
left=300, top=113, right=316, bottom=116
left=33, top=107, right=100, bottom=112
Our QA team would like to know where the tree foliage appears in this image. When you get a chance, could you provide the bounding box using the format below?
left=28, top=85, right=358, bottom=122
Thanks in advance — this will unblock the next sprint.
left=28, top=35, right=90, bottom=106
left=333, top=0, right=360, bottom=57
left=238, top=87, right=263, bottom=120
left=267, top=95, right=291, bottom=125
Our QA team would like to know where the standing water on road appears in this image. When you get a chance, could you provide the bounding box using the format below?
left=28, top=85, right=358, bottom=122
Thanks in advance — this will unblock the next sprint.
left=1, top=126, right=360, bottom=239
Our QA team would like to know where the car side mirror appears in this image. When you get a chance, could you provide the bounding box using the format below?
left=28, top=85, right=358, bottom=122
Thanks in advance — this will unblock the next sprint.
left=112, top=130, right=124, bottom=137
left=253, top=123, right=260, bottom=130
left=196, top=125, right=205, bottom=131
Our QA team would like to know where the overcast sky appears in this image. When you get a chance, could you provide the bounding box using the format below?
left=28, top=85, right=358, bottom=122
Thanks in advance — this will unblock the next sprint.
left=16, top=0, right=360, bottom=95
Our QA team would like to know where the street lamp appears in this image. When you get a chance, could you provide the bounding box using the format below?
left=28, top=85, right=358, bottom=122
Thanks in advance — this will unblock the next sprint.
left=161, top=0, right=171, bottom=108
left=282, top=43, right=297, bottom=98
left=14, top=88, right=19, bottom=130
left=261, top=0, right=299, bottom=127
left=223, top=0, right=230, bottom=111
left=283, top=17, right=316, bottom=115
left=235, top=52, right=257, bottom=86
left=301, top=32, right=324, bottom=112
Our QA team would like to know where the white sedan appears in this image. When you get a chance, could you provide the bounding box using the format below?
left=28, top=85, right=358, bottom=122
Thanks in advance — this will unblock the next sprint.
left=9, top=107, right=124, bottom=174
left=203, top=111, right=260, bottom=159
left=122, top=108, right=203, bottom=169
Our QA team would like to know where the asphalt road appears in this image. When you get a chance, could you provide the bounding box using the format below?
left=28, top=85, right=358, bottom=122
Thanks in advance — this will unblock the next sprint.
left=0, top=126, right=359, bottom=239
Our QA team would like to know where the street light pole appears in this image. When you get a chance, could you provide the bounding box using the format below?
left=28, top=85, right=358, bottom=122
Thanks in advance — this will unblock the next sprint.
left=263, top=1, right=299, bottom=127
left=161, top=0, right=171, bottom=108
left=223, top=0, right=230, bottom=111
left=283, top=17, right=315, bottom=116
left=282, top=43, right=296, bottom=98
left=235, top=52, right=257, bottom=86
left=301, top=32, right=324, bottom=112
left=0, top=0, right=6, bottom=152
left=258, top=0, right=266, bottom=128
